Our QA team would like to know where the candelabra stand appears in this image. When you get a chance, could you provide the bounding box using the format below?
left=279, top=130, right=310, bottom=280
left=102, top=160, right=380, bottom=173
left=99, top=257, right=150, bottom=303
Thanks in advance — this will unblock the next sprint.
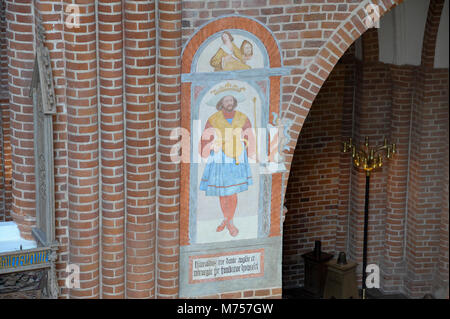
left=342, top=136, right=396, bottom=299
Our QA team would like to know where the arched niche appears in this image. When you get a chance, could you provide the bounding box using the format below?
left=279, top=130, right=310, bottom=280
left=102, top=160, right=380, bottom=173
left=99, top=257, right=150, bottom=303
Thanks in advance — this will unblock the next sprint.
left=179, top=15, right=290, bottom=298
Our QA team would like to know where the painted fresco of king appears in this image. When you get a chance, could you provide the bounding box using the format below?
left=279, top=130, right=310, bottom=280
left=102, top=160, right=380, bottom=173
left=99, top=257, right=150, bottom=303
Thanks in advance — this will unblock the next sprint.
left=199, top=85, right=256, bottom=237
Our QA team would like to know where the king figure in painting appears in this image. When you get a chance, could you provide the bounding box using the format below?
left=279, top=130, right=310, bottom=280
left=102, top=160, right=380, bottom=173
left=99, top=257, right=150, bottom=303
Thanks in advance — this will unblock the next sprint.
left=199, top=87, right=256, bottom=237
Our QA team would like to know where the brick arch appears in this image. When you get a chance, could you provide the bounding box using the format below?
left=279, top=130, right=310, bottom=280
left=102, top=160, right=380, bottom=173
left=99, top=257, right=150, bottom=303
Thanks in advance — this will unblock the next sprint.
left=281, top=0, right=403, bottom=193
left=281, top=0, right=449, bottom=298
left=279, top=0, right=405, bottom=293
left=181, top=15, right=282, bottom=73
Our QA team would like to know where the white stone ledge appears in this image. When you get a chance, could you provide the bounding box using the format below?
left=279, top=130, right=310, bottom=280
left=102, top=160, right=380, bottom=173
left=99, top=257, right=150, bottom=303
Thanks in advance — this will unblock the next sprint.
left=0, top=221, right=37, bottom=254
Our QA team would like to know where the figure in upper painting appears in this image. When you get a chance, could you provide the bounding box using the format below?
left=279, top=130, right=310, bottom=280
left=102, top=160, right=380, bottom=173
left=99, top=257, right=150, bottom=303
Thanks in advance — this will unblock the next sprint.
left=209, top=31, right=253, bottom=71
left=240, top=40, right=255, bottom=68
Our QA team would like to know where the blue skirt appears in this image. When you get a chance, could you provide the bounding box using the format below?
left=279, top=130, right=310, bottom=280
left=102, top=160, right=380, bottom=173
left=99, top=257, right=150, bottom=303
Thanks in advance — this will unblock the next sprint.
left=199, top=144, right=253, bottom=196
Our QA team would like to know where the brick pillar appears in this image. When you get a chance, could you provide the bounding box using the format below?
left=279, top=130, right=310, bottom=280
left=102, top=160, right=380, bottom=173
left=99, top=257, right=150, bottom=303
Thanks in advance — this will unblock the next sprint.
left=282, top=62, right=348, bottom=288
left=98, top=0, right=125, bottom=299
left=406, top=68, right=448, bottom=297
left=6, top=0, right=36, bottom=239
left=336, top=55, right=355, bottom=253
left=0, top=0, right=7, bottom=221
left=156, top=0, right=181, bottom=298
left=436, top=97, right=449, bottom=296
left=64, top=0, right=100, bottom=298
left=124, top=0, right=157, bottom=299
left=347, top=59, right=364, bottom=282
left=35, top=0, right=70, bottom=299
left=405, top=0, right=447, bottom=298
left=0, top=107, right=3, bottom=221
left=432, top=4, right=449, bottom=299
left=349, top=28, right=392, bottom=286
left=382, top=65, right=414, bottom=292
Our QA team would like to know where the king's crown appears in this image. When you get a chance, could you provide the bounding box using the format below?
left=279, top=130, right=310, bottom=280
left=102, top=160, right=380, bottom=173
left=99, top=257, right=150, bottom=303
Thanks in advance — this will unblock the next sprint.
left=211, top=82, right=246, bottom=95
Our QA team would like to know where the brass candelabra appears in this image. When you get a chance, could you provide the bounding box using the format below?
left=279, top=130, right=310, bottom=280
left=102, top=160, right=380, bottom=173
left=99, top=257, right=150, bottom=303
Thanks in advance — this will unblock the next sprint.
left=343, top=136, right=396, bottom=176
left=342, top=136, right=396, bottom=299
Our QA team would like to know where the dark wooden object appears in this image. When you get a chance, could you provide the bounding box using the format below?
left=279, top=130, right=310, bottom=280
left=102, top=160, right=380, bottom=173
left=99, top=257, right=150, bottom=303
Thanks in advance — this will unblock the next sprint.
left=301, top=242, right=333, bottom=298
left=323, top=259, right=359, bottom=299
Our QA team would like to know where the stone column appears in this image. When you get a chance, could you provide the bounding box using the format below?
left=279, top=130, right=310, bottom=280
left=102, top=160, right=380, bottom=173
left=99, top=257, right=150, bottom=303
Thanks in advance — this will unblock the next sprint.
left=98, top=0, right=125, bottom=299
left=405, top=0, right=447, bottom=298
left=124, top=0, right=157, bottom=299
left=382, top=65, right=414, bottom=292
left=64, top=0, right=100, bottom=298
left=6, top=0, right=36, bottom=239
left=157, top=0, right=181, bottom=299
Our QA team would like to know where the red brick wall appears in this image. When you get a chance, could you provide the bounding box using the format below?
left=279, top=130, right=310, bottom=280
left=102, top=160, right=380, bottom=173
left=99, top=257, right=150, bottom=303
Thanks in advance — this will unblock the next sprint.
left=283, top=58, right=353, bottom=288
left=5, top=0, right=446, bottom=300
left=406, top=67, right=449, bottom=298
left=35, top=0, right=71, bottom=299
left=197, top=287, right=282, bottom=299
left=98, top=0, right=125, bottom=299
left=0, top=0, right=13, bottom=222
left=336, top=50, right=355, bottom=256
left=405, top=0, right=448, bottom=298
left=64, top=0, right=100, bottom=298
left=5, top=0, right=36, bottom=239
left=157, top=0, right=182, bottom=299
left=382, top=64, right=415, bottom=291
left=34, top=0, right=70, bottom=299
left=437, top=99, right=449, bottom=296
left=124, top=0, right=157, bottom=299
left=349, top=29, right=392, bottom=284
left=0, top=0, right=7, bottom=221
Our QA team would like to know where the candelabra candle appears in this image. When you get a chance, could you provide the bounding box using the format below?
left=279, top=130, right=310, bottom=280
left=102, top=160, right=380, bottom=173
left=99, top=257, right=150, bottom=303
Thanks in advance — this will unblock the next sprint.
left=342, top=136, right=395, bottom=173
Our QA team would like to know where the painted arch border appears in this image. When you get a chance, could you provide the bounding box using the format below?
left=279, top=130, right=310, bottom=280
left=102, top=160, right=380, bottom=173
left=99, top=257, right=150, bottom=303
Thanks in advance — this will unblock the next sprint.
left=181, top=15, right=282, bottom=74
